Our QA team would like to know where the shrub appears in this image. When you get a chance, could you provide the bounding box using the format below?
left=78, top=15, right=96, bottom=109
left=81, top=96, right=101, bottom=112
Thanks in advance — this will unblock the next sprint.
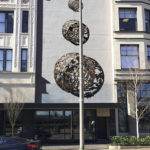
left=144, top=136, right=150, bottom=145
left=111, top=136, right=150, bottom=146
left=128, top=136, right=137, bottom=146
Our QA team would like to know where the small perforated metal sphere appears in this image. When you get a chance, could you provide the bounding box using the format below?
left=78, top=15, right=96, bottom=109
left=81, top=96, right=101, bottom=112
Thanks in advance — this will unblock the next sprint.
left=68, top=0, right=83, bottom=12
left=54, top=53, right=104, bottom=98
left=62, top=20, right=90, bottom=45
left=22, top=0, right=29, bottom=3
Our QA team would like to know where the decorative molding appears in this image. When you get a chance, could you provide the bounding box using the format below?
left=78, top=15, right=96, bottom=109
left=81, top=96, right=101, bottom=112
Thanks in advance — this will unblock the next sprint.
left=29, top=0, right=33, bottom=68
left=14, top=0, right=20, bottom=68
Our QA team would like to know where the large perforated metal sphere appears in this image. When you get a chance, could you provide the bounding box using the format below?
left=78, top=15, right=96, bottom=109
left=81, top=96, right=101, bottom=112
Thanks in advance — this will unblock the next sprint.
left=68, top=0, right=83, bottom=12
left=54, top=53, right=104, bottom=98
left=62, top=20, right=90, bottom=45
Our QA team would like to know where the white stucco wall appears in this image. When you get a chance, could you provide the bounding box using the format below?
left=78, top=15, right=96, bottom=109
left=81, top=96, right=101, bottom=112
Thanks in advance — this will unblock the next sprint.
left=42, top=0, right=114, bottom=103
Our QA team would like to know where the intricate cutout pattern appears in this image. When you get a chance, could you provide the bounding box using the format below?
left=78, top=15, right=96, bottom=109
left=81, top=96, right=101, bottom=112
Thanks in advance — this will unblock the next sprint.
left=62, top=20, right=90, bottom=45
left=54, top=53, right=104, bottom=98
left=22, top=0, right=29, bottom=3
left=68, top=0, right=83, bottom=12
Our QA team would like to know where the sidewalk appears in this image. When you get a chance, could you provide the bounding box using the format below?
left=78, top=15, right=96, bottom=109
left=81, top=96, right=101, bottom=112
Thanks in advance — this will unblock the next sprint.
left=41, top=144, right=150, bottom=150
left=42, top=144, right=109, bottom=150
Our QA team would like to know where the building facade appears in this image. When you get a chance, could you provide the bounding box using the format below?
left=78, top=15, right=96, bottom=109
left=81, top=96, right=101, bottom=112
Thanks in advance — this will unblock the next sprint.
left=0, top=0, right=37, bottom=102
left=0, top=0, right=37, bottom=135
left=0, top=0, right=150, bottom=143
left=113, top=0, right=150, bottom=136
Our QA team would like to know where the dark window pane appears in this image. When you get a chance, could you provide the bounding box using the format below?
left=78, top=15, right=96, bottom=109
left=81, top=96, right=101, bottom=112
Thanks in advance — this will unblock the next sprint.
left=21, top=49, right=27, bottom=72
left=64, top=111, right=72, bottom=140
left=120, top=18, right=137, bottom=31
left=7, top=13, right=13, bottom=33
left=21, top=61, right=27, bottom=72
left=119, top=8, right=137, bottom=31
left=0, top=12, right=13, bottom=33
left=117, top=83, right=128, bottom=132
left=22, top=11, right=28, bottom=33
left=145, top=10, right=150, bottom=32
left=138, top=83, right=150, bottom=98
left=147, top=46, right=150, bottom=61
left=7, top=23, right=13, bottom=33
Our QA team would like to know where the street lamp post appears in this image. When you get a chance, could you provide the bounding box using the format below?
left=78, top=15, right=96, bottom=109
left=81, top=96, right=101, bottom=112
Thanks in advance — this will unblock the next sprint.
left=79, top=0, right=84, bottom=150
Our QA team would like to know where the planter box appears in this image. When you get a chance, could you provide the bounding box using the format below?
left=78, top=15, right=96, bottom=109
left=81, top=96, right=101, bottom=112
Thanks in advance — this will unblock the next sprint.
left=109, top=145, right=150, bottom=149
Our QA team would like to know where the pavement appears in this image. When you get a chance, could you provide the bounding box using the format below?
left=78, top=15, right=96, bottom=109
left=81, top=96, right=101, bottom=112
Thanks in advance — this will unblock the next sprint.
left=42, top=144, right=109, bottom=150
left=41, top=144, right=150, bottom=150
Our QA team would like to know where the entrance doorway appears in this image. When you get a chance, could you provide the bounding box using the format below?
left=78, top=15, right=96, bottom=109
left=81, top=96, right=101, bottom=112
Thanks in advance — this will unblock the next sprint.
left=96, top=117, right=107, bottom=139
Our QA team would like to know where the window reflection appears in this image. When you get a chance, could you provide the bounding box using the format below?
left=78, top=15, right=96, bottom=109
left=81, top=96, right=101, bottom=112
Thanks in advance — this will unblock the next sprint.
left=119, top=8, right=137, bottom=31
left=34, top=110, right=96, bottom=141
left=117, top=82, right=128, bottom=133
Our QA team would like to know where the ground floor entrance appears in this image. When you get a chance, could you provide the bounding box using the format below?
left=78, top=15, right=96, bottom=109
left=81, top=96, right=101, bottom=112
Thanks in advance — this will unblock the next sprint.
left=0, top=107, right=117, bottom=144
left=96, top=117, right=107, bottom=139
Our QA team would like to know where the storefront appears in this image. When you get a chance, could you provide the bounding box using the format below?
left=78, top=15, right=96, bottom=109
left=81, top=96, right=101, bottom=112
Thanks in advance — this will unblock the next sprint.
left=0, top=104, right=118, bottom=143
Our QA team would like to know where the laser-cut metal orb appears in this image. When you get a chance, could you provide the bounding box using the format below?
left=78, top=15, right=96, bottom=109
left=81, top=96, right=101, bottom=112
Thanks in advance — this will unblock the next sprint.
left=54, top=53, right=104, bottom=98
left=62, top=20, right=90, bottom=45
left=68, top=0, right=83, bottom=12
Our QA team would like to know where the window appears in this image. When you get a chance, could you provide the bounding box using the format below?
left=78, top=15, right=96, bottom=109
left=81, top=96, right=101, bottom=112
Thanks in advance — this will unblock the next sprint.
left=22, top=11, right=28, bottom=33
left=34, top=110, right=96, bottom=140
left=147, top=46, right=150, bottom=61
left=0, top=49, right=12, bottom=72
left=138, top=83, right=150, bottom=98
left=145, top=9, right=150, bottom=32
left=21, top=49, right=27, bottom=72
left=0, top=12, right=14, bottom=33
left=117, top=82, right=128, bottom=133
left=119, top=8, right=137, bottom=31
left=121, top=45, right=139, bottom=69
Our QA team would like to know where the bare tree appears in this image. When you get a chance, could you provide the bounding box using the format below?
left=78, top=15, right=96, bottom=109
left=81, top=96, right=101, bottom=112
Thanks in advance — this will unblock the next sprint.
left=4, top=89, right=24, bottom=136
left=128, top=68, right=150, bottom=138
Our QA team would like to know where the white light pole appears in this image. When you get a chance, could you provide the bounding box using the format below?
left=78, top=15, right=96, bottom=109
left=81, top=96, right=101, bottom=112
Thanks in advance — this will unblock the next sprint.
left=79, top=0, right=84, bottom=150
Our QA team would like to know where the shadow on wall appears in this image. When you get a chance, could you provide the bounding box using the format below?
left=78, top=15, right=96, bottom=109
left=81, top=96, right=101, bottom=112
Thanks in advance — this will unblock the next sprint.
left=128, top=115, right=136, bottom=136
left=35, top=0, right=50, bottom=103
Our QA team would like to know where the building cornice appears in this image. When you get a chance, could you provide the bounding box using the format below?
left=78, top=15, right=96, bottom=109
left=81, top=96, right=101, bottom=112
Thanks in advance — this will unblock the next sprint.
left=115, top=0, right=150, bottom=5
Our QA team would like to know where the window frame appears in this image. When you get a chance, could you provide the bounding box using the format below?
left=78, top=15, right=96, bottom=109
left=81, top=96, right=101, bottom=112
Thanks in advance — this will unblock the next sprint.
left=120, top=45, right=139, bottom=69
left=21, top=49, right=28, bottom=72
left=117, top=82, right=128, bottom=133
left=145, top=9, right=150, bottom=32
left=0, top=49, right=12, bottom=72
left=138, top=83, right=150, bottom=99
left=147, top=46, right=150, bottom=61
left=0, top=11, right=14, bottom=33
left=22, top=11, right=29, bottom=33
left=119, top=8, right=137, bottom=31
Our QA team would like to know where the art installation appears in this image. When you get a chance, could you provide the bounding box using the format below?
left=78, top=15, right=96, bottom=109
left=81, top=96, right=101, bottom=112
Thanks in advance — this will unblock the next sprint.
left=54, top=0, right=104, bottom=98
left=68, top=0, right=83, bottom=12
left=62, top=20, right=90, bottom=45
left=22, top=0, right=29, bottom=3
left=54, top=53, right=104, bottom=98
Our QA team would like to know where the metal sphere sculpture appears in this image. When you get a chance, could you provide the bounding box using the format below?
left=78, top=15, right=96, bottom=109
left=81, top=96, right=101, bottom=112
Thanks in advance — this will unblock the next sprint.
left=68, top=0, right=83, bottom=12
left=62, top=20, right=90, bottom=45
left=54, top=53, right=104, bottom=98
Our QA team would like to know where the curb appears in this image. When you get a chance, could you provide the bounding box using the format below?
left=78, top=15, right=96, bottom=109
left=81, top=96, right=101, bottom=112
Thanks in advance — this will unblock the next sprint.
left=109, top=145, right=150, bottom=149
